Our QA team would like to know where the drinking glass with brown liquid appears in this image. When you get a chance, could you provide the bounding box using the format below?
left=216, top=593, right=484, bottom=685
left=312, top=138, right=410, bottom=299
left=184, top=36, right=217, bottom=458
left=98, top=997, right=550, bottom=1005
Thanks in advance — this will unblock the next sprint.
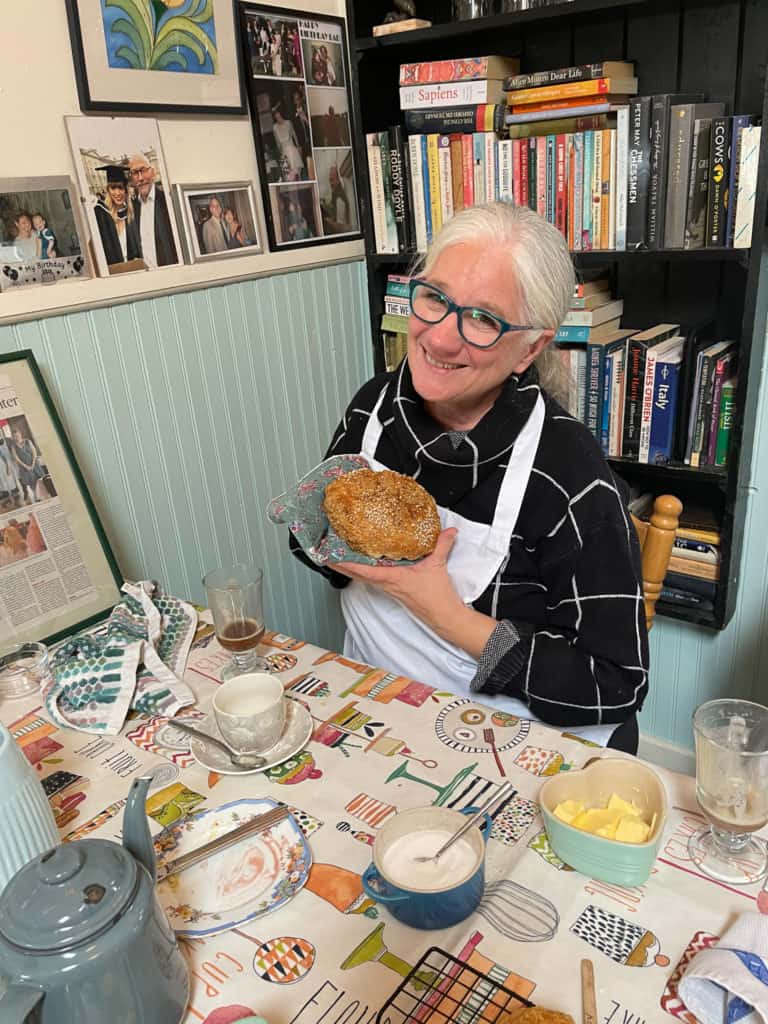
left=203, top=565, right=270, bottom=681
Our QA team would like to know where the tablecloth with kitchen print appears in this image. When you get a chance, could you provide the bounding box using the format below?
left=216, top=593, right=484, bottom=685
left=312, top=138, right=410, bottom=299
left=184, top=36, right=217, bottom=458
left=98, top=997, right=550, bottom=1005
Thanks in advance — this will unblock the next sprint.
left=2, top=617, right=763, bottom=1024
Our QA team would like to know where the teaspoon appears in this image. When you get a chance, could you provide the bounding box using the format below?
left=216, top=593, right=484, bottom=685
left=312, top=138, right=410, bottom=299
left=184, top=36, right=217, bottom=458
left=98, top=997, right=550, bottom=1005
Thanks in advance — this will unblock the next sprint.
left=171, top=719, right=266, bottom=769
left=415, top=780, right=515, bottom=862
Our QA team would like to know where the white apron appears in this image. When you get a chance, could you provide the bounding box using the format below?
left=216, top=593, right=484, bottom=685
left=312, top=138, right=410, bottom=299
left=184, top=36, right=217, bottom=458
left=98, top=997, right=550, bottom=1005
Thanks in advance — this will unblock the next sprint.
left=341, top=387, right=617, bottom=746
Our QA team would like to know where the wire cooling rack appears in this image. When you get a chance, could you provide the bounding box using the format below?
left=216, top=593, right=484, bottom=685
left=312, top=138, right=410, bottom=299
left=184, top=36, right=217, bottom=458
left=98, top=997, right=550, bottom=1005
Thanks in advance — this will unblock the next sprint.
left=376, top=945, right=534, bottom=1024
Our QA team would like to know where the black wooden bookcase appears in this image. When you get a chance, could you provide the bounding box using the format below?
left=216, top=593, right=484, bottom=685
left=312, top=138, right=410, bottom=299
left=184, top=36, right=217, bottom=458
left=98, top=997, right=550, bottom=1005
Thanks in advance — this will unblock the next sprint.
left=345, top=0, right=768, bottom=631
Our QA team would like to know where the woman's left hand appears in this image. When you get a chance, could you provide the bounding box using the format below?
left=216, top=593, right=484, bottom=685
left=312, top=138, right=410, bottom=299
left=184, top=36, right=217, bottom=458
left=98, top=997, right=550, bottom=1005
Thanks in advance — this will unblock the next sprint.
left=333, top=529, right=465, bottom=632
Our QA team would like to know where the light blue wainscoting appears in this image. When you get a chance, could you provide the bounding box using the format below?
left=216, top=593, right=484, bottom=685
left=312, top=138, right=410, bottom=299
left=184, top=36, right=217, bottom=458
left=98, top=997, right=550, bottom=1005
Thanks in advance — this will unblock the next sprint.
left=0, top=261, right=373, bottom=653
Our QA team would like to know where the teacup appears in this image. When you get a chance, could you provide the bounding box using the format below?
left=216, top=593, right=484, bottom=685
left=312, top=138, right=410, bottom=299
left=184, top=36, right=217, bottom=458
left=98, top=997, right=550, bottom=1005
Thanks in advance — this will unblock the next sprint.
left=212, top=673, right=286, bottom=754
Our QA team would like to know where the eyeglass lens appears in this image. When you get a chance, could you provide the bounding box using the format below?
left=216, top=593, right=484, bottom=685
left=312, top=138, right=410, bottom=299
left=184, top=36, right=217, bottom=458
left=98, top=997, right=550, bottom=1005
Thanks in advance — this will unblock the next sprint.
left=411, top=283, right=503, bottom=347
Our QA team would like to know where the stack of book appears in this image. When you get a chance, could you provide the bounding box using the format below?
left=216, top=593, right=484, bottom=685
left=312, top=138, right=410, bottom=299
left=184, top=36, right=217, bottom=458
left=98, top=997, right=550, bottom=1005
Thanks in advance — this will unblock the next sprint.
left=381, top=273, right=411, bottom=371
left=365, top=57, right=761, bottom=255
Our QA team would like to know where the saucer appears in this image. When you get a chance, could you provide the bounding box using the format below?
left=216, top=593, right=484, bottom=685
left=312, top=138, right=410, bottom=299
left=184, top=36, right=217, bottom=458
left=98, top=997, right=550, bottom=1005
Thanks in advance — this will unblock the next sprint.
left=189, top=698, right=313, bottom=775
left=156, top=797, right=312, bottom=937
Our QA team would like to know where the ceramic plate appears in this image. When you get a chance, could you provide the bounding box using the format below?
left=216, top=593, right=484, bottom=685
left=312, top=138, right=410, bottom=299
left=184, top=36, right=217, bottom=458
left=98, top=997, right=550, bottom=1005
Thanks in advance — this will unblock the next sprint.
left=155, top=798, right=312, bottom=937
left=267, top=454, right=419, bottom=567
left=189, top=698, right=313, bottom=775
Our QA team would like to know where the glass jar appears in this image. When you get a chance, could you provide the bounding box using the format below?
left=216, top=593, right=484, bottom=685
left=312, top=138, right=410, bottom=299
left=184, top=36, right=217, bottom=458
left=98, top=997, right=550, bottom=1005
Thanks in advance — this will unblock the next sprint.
left=0, top=643, right=51, bottom=699
left=452, top=0, right=492, bottom=19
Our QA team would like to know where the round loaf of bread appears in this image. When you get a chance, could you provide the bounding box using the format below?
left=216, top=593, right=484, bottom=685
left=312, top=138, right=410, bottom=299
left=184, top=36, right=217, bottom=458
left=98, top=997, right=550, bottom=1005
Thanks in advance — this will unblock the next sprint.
left=323, top=468, right=441, bottom=561
left=498, top=1008, right=575, bottom=1024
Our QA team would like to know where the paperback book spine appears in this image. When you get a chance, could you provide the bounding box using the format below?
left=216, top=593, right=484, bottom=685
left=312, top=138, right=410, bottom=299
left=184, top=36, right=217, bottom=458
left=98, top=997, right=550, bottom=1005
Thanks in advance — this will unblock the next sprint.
left=404, top=103, right=505, bottom=135
left=627, top=96, right=652, bottom=249
left=706, top=116, right=731, bottom=247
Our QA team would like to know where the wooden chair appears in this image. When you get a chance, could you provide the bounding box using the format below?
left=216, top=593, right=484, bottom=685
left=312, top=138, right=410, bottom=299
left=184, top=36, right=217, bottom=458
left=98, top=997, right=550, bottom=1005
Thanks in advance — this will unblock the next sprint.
left=630, top=495, right=683, bottom=630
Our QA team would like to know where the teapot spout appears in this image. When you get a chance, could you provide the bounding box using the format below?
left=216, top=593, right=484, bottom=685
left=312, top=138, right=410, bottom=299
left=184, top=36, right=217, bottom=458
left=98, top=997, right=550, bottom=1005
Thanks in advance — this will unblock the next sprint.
left=123, top=775, right=156, bottom=882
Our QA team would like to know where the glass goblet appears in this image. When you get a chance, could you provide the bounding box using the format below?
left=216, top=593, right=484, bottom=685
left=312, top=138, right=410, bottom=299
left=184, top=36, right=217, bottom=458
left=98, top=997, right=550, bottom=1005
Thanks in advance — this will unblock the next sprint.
left=688, top=698, right=768, bottom=885
left=203, top=564, right=270, bottom=682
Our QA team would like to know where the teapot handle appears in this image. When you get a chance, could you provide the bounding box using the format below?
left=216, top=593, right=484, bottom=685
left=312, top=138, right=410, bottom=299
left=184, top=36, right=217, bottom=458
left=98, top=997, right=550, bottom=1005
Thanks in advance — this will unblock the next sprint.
left=0, top=985, right=44, bottom=1022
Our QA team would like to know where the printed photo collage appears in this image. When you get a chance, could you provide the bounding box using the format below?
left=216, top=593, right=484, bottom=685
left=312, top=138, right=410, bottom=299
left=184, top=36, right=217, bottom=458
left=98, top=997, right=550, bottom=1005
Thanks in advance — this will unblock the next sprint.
left=242, top=11, right=359, bottom=246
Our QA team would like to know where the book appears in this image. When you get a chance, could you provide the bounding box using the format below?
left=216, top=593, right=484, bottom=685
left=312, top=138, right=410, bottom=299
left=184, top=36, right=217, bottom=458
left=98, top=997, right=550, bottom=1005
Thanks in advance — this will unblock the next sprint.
left=505, top=78, right=638, bottom=106
left=734, top=125, right=761, bottom=249
left=683, top=117, right=713, bottom=250
left=400, top=55, right=520, bottom=85
left=504, top=61, right=635, bottom=92
left=527, top=136, right=536, bottom=211
left=462, top=134, right=474, bottom=207
left=570, top=132, right=584, bottom=252
left=387, top=125, right=410, bottom=253
left=506, top=102, right=616, bottom=124
left=384, top=296, right=410, bottom=317
left=574, top=276, right=610, bottom=298
left=614, top=105, right=629, bottom=251
left=660, top=586, right=715, bottom=611
left=473, top=132, right=487, bottom=204
left=498, top=138, right=514, bottom=202
left=404, top=103, right=505, bottom=135
left=507, top=114, right=609, bottom=138
left=706, top=116, right=731, bottom=247
left=705, top=345, right=736, bottom=465
left=715, top=378, right=736, bottom=467
left=449, top=134, right=465, bottom=212
left=637, top=332, right=681, bottom=463
left=585, top=328, right=638, bottom=441
left=608, top=343, right=626, bottom=455
left=668, top=555, right=719, bottom=581
left=691, top=340, right=734, bottom=467
left=664, top=102, right=724, bottom=249
left=385, top=274, right=410, bottom=298
left=535, top=135, right=546, bottom=216
left=366, top=133, right=389, bottom=254
left=509, top=94, right=632, bottom=114
left=555, top=318, right=621, bottom=344
left=407, top=135, right=428, bottom=253
left=674, top=537, right=720, bottom=559
left=419, top=134, right=433, bottom=245
left=426, top=134, right=442, bottom=236
left=724, top=115, right=752, bottom=247
left=581, top=130, right=594, bottom=250
left=601, top=128, right=614, bottom=249
left=563, top=299, right=624, bottom=327
left=379, top=130, right=400, bottom=254
left=380, top=312, right=409, bottom=333
left=555, top=134, right=568, bottom=233
left=627, top=97, right=652, bottom=250
left=647, top=93, right=703, bottom=249
left=400, top=80, right=506, bottom=110
left=647, top=337, right=684, bottom=465
left=623, top=324, right=680, bottom=459
left=437, top=134, right=454, bottom=224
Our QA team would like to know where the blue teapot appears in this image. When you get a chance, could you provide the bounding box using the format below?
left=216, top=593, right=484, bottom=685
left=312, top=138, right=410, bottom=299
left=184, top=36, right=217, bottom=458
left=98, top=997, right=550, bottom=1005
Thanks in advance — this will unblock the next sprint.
left=0, top=775, right=189, bottom=1024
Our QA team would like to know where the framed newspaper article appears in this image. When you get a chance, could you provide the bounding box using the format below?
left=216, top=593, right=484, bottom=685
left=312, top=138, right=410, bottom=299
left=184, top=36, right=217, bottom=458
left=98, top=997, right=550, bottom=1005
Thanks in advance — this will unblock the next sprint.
left=0, top=351, right=122, bottom=647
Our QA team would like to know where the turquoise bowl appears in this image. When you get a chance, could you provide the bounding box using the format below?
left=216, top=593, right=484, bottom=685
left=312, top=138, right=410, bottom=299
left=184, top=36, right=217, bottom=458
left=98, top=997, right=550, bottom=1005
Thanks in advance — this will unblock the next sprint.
left=539, top=757, right=668, bottom=886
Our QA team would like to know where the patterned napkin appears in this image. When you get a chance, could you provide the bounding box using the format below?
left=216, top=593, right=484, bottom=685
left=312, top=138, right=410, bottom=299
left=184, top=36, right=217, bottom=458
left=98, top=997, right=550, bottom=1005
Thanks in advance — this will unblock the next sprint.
left=267, top=454, right=417, bottom=567
left=678, top=912, right=768, bottom=1024
left=44, top=581, right=197, bottom=735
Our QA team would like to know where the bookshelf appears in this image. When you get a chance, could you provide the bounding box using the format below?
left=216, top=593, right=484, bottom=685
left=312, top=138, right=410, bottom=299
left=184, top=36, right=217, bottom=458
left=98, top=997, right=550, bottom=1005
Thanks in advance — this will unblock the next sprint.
left=346, top=0, right=768, bottom=631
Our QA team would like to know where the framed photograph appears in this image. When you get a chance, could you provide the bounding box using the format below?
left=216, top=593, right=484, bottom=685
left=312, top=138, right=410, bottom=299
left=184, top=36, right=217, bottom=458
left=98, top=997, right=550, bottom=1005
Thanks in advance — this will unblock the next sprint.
left=237, top=4, right=361, bottom=250
left=65, top=116, right=183, bottom=278
left=65, top=0, right=245, bottom=114
left=0, top=350, right=122, bottom=647
left=0, top=177, right=92, bottom=293
left=174, top=181, right=262, bottom=263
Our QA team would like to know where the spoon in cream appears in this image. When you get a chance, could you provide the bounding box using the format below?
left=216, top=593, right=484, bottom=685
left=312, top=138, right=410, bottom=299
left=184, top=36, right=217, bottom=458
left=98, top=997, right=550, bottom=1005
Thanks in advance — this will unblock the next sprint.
left=414, top=780, right=515, bottom=862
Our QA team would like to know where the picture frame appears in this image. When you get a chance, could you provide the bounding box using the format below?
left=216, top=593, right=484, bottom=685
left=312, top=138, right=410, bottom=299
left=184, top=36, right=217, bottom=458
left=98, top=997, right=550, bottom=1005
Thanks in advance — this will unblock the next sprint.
left=65, top=0, right=246, bottom=115
left=0, top=350, right=123, bottom=648
left=65, top=115, right=184, bottom=278
left=237, top=3, right=361, bottom=250
left=0, top=177, right=92, bottom=293
left=174, top=181, right=263, bottom=263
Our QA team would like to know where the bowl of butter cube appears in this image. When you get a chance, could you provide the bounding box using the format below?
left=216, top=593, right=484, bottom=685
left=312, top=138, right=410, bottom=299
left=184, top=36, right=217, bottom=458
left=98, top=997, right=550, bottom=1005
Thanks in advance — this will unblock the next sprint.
left=539, top=756, right=668, bottom=886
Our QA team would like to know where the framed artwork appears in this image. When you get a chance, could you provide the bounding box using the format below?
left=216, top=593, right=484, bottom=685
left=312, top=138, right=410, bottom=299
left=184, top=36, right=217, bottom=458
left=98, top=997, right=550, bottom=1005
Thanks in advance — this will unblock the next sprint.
left=0, top=350, right=122, bottom=647
left=65, top=115, right=183, bottom=278
left=0, top=177, right=92, bottom=293
left=174, top=181, right=262, bottom=263
left=237, top=4, right=361, bottom=250
left=65, top=0, right=245, bottom=114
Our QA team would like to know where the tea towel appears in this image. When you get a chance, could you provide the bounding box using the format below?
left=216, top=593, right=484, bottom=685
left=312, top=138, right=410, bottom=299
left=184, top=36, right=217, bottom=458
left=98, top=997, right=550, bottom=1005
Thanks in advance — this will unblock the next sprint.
left=44, top=581, right=196, bottom=734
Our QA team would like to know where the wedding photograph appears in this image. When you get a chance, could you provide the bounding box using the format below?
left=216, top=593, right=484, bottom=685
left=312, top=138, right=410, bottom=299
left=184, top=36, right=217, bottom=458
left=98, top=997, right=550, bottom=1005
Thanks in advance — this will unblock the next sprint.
left=253, top=82, right=314, bottom=184
left=65, top=115, right=183, bottom=277
left=307, top=86, right=351, bottom=148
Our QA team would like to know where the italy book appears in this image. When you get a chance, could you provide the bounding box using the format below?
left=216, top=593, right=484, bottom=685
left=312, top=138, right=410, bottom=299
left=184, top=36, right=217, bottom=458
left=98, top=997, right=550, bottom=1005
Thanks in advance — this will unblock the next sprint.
left=399, top=80, right=505, bottom=110
left=400, top=55, right=520, bottom=85
left=504, top=61, right=634, bottom=92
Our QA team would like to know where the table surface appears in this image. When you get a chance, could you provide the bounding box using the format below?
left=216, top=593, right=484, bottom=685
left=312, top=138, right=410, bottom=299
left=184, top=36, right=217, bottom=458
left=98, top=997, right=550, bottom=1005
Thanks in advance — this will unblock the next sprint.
left=3, top=621, right=765, bottom=1024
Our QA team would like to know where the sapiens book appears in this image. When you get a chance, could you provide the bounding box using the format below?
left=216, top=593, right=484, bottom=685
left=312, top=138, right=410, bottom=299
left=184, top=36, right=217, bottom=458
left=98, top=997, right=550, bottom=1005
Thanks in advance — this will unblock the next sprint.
left=400, top=80, right=506, bottom=110
left=664, top=102, right=724, bottom=249
left=505, top=78, right=638, bottom=106
left=647, top=93, right=703, bottom=249
left=683, top=118, right=714, bottom=250
left=626, top=96, right=652, bottom=250
left=504, top=61, right=634, bottom=92
left=404, top=104, right=505, bottom=135
left=400, top=55, right=520, bottom=85
left=706, top=116, right=732, bottom=247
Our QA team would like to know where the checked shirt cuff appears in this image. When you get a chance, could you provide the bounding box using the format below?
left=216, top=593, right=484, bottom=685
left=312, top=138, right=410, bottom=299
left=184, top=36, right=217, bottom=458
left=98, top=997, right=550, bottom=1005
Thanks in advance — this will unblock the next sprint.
left=470, top=619, right=533, bottom=697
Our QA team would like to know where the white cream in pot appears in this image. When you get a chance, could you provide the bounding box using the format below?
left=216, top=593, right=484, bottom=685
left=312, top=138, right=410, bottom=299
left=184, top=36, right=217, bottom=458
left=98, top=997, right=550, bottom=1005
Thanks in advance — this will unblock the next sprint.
left=380, top=829, right=479, bottom=890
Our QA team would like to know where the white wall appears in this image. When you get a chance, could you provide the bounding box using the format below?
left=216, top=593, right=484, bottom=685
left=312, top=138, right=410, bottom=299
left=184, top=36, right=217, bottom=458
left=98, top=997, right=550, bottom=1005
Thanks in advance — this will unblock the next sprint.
left=0, top=0, right=364, bottom=325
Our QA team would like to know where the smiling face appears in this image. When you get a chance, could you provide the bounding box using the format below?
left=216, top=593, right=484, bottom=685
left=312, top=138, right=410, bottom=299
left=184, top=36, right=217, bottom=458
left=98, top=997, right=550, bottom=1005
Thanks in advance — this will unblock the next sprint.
left=208, top=197, right=222, bottom=219
left=407, top=241, right=552, bottom=430
left=129, top=155, right=156, bottom=199
left=14, top=214, right=32, bottom=237
left=31, top=214, right=45, bottom=230
left=107, top=182, right=126, bottom=205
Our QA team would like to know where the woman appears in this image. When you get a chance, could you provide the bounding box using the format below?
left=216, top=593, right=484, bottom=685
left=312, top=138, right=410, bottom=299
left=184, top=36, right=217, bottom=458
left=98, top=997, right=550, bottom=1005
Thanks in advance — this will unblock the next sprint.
left=93, top=165, right=141, bottom=266
left=272, top=108, right=305, bottom=181
left=292, top=203, right=648, bottom=752
left=223, top=207, right=248, bottom=248
left=10, top=212, right=37, bottom=261
left=11, top=428, right=45, bottom=503
left=201, top=196, right=229, bottom=254
left=0, top=436, right=20, bottom=509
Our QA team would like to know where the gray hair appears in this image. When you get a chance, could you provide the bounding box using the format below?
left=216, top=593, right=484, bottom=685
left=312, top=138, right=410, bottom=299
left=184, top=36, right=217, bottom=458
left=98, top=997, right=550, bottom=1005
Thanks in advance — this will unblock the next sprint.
left=415, top=202, right=575, bottom=404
